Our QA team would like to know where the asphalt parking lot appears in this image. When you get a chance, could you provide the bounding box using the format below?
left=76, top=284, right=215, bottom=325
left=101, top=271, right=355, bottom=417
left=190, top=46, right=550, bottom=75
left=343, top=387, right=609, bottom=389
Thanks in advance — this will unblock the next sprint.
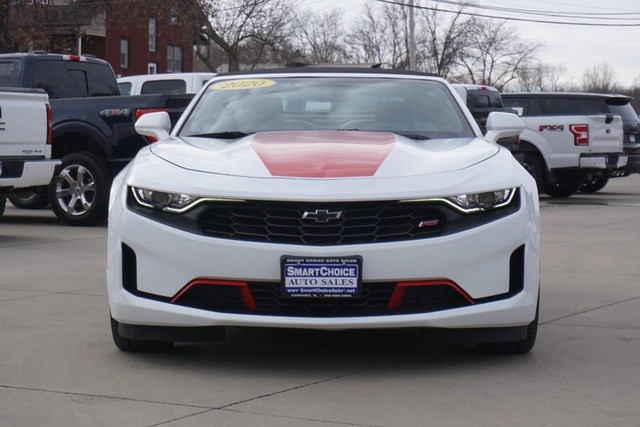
left=1, top=176, right=639, bottom=427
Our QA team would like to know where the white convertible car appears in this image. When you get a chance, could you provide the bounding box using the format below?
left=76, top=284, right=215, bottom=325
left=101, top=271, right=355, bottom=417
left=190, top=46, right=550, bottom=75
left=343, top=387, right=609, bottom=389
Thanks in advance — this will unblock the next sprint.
left=107, top=68, right=540, bottom=353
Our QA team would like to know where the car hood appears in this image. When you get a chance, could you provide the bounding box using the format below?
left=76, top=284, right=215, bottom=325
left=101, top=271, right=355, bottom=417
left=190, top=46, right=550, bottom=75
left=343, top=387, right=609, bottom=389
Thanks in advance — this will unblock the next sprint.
left=149, top=131, right=498, bottom=179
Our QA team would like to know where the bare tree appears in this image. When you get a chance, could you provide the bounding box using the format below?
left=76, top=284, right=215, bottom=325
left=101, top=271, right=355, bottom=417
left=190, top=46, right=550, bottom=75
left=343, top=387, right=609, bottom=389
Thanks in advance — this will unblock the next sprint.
left=419, top=1, right=475, bottom=77
left=292, top=9, right=350, bottom=64
left=516, top=62, right=567, bottom=92
left=0, top=0, right=10, bottom=52
left=195, top=0, right=295, bottom=72
left=1, top=0, right=117, bottom=53
left=582, top=62, right=618, bottom=93
left=347, top=3, right=410, bottom=69
left=456, top=19, right=540, bottom=90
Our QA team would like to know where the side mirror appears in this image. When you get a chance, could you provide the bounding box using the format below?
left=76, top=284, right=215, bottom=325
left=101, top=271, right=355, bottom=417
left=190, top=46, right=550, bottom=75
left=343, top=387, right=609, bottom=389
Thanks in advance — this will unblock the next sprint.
left=484, top=112, right=524, bottom=143
left=135, top=111, right=171, bottom=141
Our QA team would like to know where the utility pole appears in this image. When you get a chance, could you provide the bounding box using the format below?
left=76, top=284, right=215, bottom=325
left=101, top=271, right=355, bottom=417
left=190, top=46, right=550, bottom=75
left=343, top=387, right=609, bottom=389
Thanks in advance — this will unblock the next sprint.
left=408, top=0, right=416, bottom=70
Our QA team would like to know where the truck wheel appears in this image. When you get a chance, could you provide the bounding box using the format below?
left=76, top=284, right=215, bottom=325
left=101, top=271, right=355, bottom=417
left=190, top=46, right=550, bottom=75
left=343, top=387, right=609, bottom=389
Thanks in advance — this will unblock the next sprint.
left=48, top=152, right=111, bottom=226
left=0, top=197, right=5, bottom=220
left=9, top=192, right=50, bottom=209
left=543, top=175, right=585, bottom=198
left=521, top=152, right=546, bottom=193
left=581, top=176, right=609, bottom=193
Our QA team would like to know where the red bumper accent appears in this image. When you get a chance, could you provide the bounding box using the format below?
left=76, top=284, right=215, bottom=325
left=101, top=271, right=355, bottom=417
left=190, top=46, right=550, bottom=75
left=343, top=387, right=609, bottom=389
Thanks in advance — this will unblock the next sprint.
left=388, top=279, right=475, bottom=310
left=171, top=279, right=256, bottom=309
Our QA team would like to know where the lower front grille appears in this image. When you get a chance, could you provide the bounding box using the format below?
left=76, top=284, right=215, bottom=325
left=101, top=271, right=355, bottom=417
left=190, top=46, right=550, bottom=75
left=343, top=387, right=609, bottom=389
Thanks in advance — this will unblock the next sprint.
left=122, top=245, right=527, bottom=317
left=171, top=280, right=474, bottom=317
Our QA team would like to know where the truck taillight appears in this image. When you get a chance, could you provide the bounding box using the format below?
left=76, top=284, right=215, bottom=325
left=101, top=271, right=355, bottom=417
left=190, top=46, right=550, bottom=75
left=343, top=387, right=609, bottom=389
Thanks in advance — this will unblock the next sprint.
left=46, top=103, right=52, bottom=145
left=135, top=109, right=169, bottom=143
left=135, top=108, right=168, bottom=120
left=62, top=55, right=85, bottom=62
left=570, top=124, right=589, bottom=146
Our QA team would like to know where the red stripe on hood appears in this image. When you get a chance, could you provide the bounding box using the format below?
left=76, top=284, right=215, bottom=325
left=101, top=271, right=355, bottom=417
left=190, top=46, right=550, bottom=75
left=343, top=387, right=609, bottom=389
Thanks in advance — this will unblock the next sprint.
left=252, top=131, right=396, bottom=178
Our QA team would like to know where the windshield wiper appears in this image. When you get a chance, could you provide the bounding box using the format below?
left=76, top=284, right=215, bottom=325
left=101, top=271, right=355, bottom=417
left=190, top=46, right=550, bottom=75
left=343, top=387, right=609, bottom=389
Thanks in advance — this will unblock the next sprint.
left=188, top=131, right=253, bottom=139
left=396, top=132, right=431, bottom=140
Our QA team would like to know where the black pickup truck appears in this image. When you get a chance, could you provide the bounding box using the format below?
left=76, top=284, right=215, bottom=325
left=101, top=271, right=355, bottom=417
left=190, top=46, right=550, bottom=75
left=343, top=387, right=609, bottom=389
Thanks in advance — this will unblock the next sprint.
left=0, top=52, right=193, bottom=225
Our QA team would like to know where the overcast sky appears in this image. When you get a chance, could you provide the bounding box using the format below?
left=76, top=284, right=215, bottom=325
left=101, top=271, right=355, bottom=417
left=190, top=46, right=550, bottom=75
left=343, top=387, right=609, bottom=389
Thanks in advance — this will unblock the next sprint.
left=303, top=0, right=640, bottom=87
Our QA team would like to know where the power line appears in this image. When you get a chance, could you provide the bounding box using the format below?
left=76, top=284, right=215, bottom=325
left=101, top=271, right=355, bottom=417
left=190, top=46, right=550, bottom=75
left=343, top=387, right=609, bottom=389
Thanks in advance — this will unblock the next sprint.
left=443, top=0, right=640, bottom=17
left=481, top=0, right=640, bottom=15
left=375, top=0, right=640, bottom=26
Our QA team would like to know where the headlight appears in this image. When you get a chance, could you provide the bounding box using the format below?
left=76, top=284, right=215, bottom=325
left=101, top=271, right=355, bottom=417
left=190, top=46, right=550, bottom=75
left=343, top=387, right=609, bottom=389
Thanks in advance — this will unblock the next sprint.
left=400, top=188, right=517, bottom=213
left=131, top=187, right=201, bottom=213
left=445, top=188, right=516, bottom=213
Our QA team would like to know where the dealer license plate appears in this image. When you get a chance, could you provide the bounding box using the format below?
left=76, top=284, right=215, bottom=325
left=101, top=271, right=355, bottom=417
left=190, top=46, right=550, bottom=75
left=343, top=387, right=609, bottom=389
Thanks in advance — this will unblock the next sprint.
left=281, top=256, right=362, bottom=298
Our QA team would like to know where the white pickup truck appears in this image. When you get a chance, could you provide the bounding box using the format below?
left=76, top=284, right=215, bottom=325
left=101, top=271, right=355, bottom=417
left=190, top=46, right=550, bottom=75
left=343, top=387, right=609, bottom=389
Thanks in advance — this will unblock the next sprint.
left=117, top=72, right=216, bottom=96
left=0, top=88, right=59, bottom=219
left=502, top=93, right=628, bottom=197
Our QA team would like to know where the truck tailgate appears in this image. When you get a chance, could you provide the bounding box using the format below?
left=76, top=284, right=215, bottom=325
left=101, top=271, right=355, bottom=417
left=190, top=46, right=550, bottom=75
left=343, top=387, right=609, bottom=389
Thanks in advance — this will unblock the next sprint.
left=0, top=89, right=49, bottom=157
left=586, top=115, right=624, bottom=154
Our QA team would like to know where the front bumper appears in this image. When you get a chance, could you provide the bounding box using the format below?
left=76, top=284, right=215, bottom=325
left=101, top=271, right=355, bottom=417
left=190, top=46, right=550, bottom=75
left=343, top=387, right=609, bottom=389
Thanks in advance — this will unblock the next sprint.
left=107, top=195, right=540, bottom=333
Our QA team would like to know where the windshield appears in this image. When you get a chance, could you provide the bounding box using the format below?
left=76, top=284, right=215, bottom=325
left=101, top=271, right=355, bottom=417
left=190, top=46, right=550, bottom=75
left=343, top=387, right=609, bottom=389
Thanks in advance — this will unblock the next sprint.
left=178, top=77, right=475, bottom=140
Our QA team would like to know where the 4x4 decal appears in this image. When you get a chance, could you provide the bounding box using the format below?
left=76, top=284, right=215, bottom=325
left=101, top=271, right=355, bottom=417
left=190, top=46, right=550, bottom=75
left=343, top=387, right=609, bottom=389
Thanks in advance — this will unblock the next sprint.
left=539, top=125, right=565, bottom=132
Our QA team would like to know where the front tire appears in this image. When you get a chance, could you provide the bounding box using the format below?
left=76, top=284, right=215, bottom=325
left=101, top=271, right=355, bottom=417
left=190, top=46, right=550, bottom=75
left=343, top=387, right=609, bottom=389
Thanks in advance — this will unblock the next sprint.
left=111, top=317, right=173, bottom=352
left=0, top=197, right=6, bottom=220
left=521, top=152, right=546, bottom=193
left=544, top=174, right=585, bottom=198
left=48, top=152, right=111, bottom=226
left=581, top=176, right=609, bottom=193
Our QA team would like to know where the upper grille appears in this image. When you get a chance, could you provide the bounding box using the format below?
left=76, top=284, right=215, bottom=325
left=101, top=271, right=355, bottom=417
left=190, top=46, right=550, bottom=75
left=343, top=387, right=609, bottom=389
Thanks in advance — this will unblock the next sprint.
left=197, top=200, right=446, bottom=246
left=127, top=189, right=520, bottom=245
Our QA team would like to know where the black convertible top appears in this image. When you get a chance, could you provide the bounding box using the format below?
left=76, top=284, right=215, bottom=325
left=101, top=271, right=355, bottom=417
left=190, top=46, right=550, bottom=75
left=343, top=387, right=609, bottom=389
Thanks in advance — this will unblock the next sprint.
left=217, top=66, right=441, bottom=79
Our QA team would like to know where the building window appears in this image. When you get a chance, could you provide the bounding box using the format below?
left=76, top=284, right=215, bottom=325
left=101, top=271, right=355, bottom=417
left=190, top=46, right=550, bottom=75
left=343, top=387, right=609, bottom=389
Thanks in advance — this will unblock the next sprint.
left=167, top=45, right=182, bottom=73
left=148, top=18, right=156, bottom=52
left=148, top=63, right=157, bottom=74
left=120, top=39, right=129, bottom=69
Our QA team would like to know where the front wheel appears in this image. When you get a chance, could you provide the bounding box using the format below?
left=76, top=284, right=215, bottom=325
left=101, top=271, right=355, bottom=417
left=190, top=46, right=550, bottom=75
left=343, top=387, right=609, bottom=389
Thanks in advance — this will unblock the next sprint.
left=48, top=152, right=111, bottom=226
left=581, top=176, right=609, bottom=193
left=521, top=152, right=546, bottom=194
left=0, top=197, right=5, bottom=220
left=544, top=175, right=585, bottom=198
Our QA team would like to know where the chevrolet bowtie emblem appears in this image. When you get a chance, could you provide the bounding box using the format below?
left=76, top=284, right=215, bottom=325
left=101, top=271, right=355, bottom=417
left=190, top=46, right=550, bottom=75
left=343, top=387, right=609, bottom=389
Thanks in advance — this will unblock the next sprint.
left=302, top=209, right=343, bottom=223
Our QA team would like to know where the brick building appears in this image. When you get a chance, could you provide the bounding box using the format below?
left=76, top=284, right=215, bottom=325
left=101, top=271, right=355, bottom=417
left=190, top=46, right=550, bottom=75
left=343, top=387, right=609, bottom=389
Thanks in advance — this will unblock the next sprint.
left=82, top=2, right=198, bottom=77
left=10, top=0, right=200, bottom=76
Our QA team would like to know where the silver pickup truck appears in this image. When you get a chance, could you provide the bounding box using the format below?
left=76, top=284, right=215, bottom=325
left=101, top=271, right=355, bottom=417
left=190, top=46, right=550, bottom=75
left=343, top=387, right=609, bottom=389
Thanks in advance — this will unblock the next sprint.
left=0, top=88, right=60, bottom=219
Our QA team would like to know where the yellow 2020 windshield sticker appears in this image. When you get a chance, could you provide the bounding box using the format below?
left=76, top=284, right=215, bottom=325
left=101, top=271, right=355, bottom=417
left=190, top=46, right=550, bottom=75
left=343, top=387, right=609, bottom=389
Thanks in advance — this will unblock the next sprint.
left=211, top=79, right=277, bottom=91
